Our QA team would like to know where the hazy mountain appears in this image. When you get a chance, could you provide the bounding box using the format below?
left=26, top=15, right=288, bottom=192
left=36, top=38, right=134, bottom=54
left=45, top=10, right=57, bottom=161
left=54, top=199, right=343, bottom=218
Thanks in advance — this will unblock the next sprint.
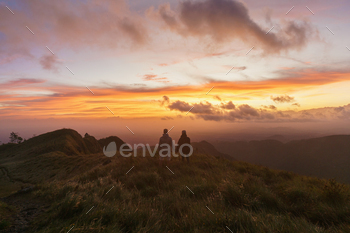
left=212, top=135, right=350, bottom=183
left=192, top=140, right=235, bottom=161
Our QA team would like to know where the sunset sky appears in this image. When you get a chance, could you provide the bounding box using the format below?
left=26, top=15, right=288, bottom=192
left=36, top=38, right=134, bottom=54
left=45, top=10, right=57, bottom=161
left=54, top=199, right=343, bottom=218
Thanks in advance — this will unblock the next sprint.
left=1, top=0, right=350, bottom=144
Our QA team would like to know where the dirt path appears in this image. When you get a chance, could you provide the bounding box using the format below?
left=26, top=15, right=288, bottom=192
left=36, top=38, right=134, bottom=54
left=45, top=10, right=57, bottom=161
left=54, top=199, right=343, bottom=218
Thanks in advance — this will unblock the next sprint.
left=0, top=167, right=13, bottom=183
left=1, top=192, right=49, bottom=233
left=0, top=167, right=47, bottom=233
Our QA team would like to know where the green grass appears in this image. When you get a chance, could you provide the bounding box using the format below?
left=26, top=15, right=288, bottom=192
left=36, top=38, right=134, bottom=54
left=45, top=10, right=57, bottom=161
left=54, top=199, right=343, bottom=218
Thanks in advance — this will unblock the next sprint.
left=0, top=201, right=15, bottom=231
left=16, top=152, right=349, bottom=233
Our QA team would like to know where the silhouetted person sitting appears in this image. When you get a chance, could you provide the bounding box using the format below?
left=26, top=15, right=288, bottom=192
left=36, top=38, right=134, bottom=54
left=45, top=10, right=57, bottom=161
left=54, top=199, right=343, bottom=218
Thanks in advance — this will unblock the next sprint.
left=176, top=130, right=191, bottom=163
left=159, top=128, right=173, bottom=166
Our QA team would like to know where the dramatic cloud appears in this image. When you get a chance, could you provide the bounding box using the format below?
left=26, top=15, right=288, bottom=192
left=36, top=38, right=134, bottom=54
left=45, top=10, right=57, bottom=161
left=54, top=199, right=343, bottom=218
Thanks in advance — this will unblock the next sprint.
left=168, top=100, right=217, bottom=114
left=0, top=0, right=148, bottom=60
left=39, top=55, right=61, bottom=72
left=220, top=101, right=235, bottom=110
left=334, top=107, right=345, bottom=112
left=271, top=95, right=295, bottom=103
left=1, top=76, right=350, bottom=122
left=213, top=95, right=221, bottom=101
left=168, top=100, right=192, bottom=112
left=149, top=0, right=316, bottom=54
left=162, top=99, right=350, bottom=123
left=160, top=96, right=170, bottom=106
left=168, top=100, right=262, bottom=121
left=238, top=104, right=259, bottom=117
left=262, top=105, right=277, bottom=110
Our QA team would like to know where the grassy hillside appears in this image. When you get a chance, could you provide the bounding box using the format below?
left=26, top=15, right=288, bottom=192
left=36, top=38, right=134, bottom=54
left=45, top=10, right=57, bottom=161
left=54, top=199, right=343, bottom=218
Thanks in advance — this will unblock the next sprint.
left=213, top=135, right=350, bottom=183
left=1, top=129, right=350, bottom=232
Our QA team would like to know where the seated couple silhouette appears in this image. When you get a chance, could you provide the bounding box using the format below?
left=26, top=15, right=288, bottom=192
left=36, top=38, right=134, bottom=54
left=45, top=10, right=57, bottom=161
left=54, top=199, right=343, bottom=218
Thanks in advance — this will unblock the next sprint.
left=158, top=129, right=191, bottom=165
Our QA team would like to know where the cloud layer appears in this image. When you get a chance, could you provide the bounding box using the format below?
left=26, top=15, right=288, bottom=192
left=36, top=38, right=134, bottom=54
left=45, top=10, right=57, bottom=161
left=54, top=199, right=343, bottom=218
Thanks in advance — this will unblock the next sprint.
left=149, top=0, right=316, bottom=54
left=143, top=74, right=170, bottom=83
left=271, top=95, right=295, bottom=103
left=39, top=55, right=62, bottom=72
left=0, top=0, right=148, bottom=61
left=164, top=96, right=350, bottom=123
left=1, top=67, right=350, bottom=120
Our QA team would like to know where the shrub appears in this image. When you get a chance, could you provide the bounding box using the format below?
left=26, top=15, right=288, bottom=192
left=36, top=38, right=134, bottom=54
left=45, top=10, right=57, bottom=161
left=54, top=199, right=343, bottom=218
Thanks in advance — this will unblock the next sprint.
left=321, top=179, right=349, bottom=205
left=192, top=183, right=217, bottom=199
left=125, top=172, right=161, bottom=190
left=55, top=194, right=85, bottom=219
left=222, top=182, right=248, bottom=208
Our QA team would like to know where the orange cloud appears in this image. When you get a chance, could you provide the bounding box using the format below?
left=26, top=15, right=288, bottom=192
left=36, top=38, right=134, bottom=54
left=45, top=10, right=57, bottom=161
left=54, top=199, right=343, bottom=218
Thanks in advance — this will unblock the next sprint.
left=271, top=95, right=295, bottom=103
left=143, top=74, right=170, bottom=83
left=1, top=69, right=350, bottom=119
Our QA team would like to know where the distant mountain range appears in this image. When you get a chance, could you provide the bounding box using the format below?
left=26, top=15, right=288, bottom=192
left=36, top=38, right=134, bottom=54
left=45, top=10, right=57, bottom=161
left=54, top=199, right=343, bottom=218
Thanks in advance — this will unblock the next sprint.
left=2, top=128, right=350, bottom=187
left=212, top=135, right=350, bottom=183
left=191, top=141, right=235, bottom=161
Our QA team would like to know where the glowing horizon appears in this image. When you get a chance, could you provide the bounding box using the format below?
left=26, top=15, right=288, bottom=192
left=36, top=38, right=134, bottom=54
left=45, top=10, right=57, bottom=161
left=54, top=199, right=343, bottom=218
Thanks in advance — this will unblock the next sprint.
left=1, top=0, right=350, bottom=143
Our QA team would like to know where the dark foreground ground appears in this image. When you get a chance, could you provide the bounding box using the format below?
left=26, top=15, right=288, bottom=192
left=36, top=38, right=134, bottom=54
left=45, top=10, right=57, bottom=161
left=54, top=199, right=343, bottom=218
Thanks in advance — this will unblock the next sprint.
left=1, top=129, right=350, bottom=232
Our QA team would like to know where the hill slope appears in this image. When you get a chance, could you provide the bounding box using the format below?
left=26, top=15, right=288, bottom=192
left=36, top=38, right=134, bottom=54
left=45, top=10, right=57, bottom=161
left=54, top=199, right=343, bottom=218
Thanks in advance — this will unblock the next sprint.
left=98, top=136, right=128, bottom=151
left=0, top=129, right=109, bottom=198
left=1, top=130, right=350, bottom=232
